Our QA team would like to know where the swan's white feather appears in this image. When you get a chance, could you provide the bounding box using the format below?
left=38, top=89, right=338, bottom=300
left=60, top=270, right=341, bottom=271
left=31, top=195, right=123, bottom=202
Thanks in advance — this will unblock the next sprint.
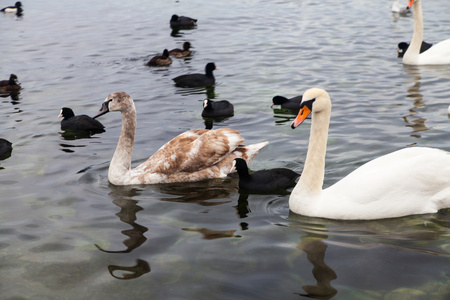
left=289, top=88, right=450, bottom=220
left=320, top=148, right=450, bottom=219
left=414, top=39, right=450, bottom=65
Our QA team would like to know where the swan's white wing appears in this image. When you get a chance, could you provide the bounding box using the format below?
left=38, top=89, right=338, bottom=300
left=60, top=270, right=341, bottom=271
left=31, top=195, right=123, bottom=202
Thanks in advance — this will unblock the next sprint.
left=322, top=147, right=450, bottom=219
left=419, top=39, right=450, bottom=65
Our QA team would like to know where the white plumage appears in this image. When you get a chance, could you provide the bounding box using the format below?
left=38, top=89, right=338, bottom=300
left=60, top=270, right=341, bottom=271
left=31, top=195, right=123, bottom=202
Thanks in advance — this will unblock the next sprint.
left=289, top=88, right=450, bottom=220
left=391, top=0, right=410, bottom=14
left=403, top=0, right=450, bottom=65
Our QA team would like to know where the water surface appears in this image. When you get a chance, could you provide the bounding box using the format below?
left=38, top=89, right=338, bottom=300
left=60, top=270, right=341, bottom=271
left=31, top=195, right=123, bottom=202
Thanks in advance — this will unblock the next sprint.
left=0, top=0, right=449, bottom=299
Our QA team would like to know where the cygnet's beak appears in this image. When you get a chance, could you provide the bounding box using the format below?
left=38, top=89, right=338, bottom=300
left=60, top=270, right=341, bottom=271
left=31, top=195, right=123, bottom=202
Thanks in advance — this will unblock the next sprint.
left=93, top=100, right=111, bottom=119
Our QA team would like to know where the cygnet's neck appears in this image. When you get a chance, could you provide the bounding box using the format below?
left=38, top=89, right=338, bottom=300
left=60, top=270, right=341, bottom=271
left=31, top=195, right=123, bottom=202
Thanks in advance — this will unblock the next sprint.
left=109, top=108, right=136, bottom=183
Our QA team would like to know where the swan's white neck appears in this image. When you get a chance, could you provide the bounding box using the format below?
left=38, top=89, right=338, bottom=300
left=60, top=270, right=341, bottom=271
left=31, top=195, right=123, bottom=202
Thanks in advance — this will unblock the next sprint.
left=108, top=107, right=136, bottom=184
left=403, top=0, right=423, bottom=64
left=289, top=103, right=330, bottom=213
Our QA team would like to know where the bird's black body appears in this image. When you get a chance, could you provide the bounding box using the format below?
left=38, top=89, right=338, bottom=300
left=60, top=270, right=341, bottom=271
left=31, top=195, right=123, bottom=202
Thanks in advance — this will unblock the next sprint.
left=233, top=158, right=300, bottom=193
left=59, top=107, right=105, bottom=132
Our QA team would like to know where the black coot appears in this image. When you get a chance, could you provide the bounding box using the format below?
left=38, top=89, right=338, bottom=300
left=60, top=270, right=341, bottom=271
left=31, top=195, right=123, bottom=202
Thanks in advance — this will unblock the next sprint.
left=202, top=99, right=234, bottom=118
left=58, top=107, right=105, bottom=132
left=232, top=158, right=300, bottom=193
left=271, top=95, right=302, bottom=111
left=170, top=14, right=197, bottom=29
left=173, top=62, right=218, bottom=87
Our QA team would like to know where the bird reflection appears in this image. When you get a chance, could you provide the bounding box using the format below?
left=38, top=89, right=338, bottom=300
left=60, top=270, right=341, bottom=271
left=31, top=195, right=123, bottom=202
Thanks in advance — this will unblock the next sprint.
left=95, top=188, right=151, bottom=280
left=295, top=235, right=337, bottom=299
left=288, top=210, right=450, bottom=298
left=402, top=66, right=429, bottom=138
left=203, top=115, right=233, bottom=129
left=173, top=85, right=216, bottom=99
left=170, top=27, right=197, bottom=38
left=107, top=259, right=150, bottom=280
left=0, top=91, right=20, bottom=103
left=95, top=193, right=148, bottom=253
left=59, top=131, right=103, bottom=141
left=234, top=193, right=251, bottom=219
left=58, top=131, right=104, bottom=154
left=149, top=178, right=237, bottom=206
left=272, top=113, right=296, bottom=126
left=182, top=227, right=238, bottom=239
left=272, top=108, right=310, bottom=126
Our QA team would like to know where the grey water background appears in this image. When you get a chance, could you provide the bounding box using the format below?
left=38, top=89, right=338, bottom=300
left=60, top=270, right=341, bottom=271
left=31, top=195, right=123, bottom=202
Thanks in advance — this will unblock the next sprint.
left=1, top=0, right=449, bottom=299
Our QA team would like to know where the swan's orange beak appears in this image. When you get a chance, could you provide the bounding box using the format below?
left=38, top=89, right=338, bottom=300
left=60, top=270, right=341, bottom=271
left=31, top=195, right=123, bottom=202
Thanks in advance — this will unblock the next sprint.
left=291, top=105, right=311, bottom=129
left=407, top=0, right=414, bottom=8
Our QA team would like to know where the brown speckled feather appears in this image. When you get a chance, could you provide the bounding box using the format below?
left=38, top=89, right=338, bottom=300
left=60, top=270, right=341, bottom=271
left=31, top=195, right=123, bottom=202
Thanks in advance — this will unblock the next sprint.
left=134, top=128, right=244, bottom=175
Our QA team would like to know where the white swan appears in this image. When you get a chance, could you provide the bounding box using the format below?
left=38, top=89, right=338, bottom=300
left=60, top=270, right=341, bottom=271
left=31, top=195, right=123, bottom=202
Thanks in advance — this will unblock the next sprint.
left=94, top=92, right=268, bottom=185
left=391, top=0, right=410, bottom=14
left=403, top=0, right=450, bottom=65
left=289, top=88, right=450, bottom=220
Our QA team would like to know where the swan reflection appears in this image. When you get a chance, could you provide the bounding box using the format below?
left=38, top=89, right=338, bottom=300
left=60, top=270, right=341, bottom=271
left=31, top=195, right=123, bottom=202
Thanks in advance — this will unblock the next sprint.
left=95, top=188, right=151, bottom=280
left=149, top=178, right=237, bottom=206
left=108, top=259, right=150, bottom=280
left=295, top=236, right=337, bottom=299
left=95, top=191, right=148, bottom=253
left=402, top=65, right=429, bottom=138
left=288, top=210, right=450, bottom=298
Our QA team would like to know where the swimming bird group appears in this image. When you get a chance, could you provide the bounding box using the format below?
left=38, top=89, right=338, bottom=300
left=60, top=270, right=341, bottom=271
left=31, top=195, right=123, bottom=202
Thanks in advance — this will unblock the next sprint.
left=88, top=16, right=266, bottom=187
left=3, top=1, right=450, bottom=221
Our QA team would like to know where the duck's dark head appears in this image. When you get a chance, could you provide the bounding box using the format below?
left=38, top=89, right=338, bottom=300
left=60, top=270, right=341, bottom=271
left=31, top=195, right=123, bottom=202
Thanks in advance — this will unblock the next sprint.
left=58, top=107, right=75, bottom=120
left=9, top=74, right=18, bottom=85
left=231, top=158, right=250, bottom=177
left=397, top=42, right=409, bottom=57
left=205, top=62, right=218, bottom=76
left=183, top=42, right=191, bottom=50
left=272, top=96, right=288, bottom=106
left=203, top=99, right=212, bottom=109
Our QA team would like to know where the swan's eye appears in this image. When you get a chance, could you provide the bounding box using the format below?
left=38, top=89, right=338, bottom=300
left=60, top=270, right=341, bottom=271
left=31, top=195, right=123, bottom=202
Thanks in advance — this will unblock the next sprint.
left=299, top=98, right=315, bottom=110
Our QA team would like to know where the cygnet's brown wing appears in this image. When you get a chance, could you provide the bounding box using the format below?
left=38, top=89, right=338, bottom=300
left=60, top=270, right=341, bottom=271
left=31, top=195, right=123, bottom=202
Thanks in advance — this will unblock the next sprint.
left=135, top=128, right=244, bottom=175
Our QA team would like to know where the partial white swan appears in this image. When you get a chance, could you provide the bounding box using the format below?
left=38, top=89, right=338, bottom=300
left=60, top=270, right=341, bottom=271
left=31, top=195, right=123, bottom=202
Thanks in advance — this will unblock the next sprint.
left=289, top=88, right=450, bottom=220
left=391, top=0, right=410, bottom=14
left=94, top=92, right=268, bottom=185
left=403, top=0, right=450, bottom=65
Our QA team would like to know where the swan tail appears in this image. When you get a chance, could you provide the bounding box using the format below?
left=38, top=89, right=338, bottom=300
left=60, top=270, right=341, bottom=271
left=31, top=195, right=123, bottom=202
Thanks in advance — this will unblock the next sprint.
left=237, top=141, right=269, bottom=164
